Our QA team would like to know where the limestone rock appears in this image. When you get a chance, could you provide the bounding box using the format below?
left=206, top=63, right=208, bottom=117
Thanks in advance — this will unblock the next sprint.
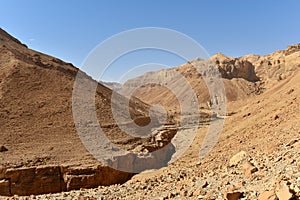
left=275, top=183, right=294, bottom=200
left=242, top=161, right=258, bottom=177
left=229, top=151, right=248, bottom=166
left=258, top=191, right=277, bottom=200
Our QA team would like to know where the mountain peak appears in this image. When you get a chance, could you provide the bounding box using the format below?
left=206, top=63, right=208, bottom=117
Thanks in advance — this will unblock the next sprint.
left=211, top=52, right=234, bottom=61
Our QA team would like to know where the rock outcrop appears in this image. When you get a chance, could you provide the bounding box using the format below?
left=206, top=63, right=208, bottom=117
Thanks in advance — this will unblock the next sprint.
left=285, top=43, right=300, bottom=56
left=240, top=43, right=300, bottom=89
left=0, top=165, right=132, bottom=196
left=212, top=53, right=259, bottom=82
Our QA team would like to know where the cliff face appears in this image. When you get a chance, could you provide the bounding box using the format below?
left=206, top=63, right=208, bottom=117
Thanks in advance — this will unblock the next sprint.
left=239, top=44, right=300, bottom=89
left=211, top=53, right=259, bottom=82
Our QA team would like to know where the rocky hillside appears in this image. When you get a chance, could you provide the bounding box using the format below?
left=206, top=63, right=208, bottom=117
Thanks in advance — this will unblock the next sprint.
left=120, top=56, right=262, bottom=114
left=120, top=45, right=300, bottom=115
left=0, top=28, right=177, bottom=196
left=240, top=44, right=300, bottom=89
left=0, top=27, right=299, bottom=199
left=24, top=44, right=300, bottom=200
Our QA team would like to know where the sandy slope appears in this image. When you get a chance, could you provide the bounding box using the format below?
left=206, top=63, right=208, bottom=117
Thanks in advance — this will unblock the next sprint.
left=0, top=28, right=165, bottom=168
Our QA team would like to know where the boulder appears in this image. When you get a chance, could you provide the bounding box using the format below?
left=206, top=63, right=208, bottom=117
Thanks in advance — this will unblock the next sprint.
left=275, top=183, right=294, bottom=200
left=225, top=191, right=243, bottom=200
left=242, top=161, right=258, bottom=177
left=229, top=151, right=248, bottom=166
left=258, top=190, right=277, bottom=200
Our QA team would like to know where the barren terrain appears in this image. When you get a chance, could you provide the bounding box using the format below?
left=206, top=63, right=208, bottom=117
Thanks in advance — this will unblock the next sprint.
left=0, top=28, right=299, bottom=199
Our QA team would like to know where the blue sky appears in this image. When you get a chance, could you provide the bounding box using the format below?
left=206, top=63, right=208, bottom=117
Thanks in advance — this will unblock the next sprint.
left=1, top=0, right=300, bottom=82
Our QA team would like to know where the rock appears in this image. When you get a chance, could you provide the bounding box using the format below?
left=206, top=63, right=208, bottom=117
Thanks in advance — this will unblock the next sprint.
left=229, top=151, right=248, bottom=166
left=258, top=191, right=277, bottom=200
left=211, top=54, right=259, bottom=82
left=285, top=44, right=300, bottom=56
left=290, top=183, right=300, bottom=193
left=155, top=134, right=163, bottom=142
left=193, top=187, right=204, bottom=197
left=4, top=166, right=62, bottom=196
left=285, top=139, right=298, bottom=147
left=225, top=191, right=243, bottom=200
left=201, top=181, right=209, bottom=188
left=62, top=165, right=132, bottom=191
left=180, top=190, right=188, bottom=197
left=0, top=167, right=6, bottom=179
left=0, top=164, right=133, bottom=196
left=197, top=195, right=206, bottom=199
left=187, top=190, right=194, bottom=197
left=0, top=145, right=8, bottom=152
left=0, top=179, right=10, bottom=196
left=168, top=192, right=176, bottom=198
left=242, top=161, right=258, bottom=177
left=286, top=88, right=294, bottom=95
left=276, top=183, right=294, bottom=200
left=197, top=180, right=209, bottom=188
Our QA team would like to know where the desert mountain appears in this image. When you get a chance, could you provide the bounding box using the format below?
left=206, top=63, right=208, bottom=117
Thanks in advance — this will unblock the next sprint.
left=0, top=27, right=151, bottom=166
left=34, top=46, right=300, bottom=199
left=0, top=28, right=300, bottom=199
left=96, top=64, right=300, bottom=199
left=120, top=54, right=262, bottom=114
left=120, top=44, right=300, bottom=116
left=0, top=28, right=177, bottom=195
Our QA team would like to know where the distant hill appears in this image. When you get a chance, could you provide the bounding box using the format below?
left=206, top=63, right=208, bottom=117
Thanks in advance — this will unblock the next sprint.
left=120, top=44, right=300, bottom=114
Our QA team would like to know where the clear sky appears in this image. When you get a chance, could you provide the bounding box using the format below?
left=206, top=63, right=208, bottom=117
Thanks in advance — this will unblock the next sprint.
left=1, top=0, right=300, bottom=82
